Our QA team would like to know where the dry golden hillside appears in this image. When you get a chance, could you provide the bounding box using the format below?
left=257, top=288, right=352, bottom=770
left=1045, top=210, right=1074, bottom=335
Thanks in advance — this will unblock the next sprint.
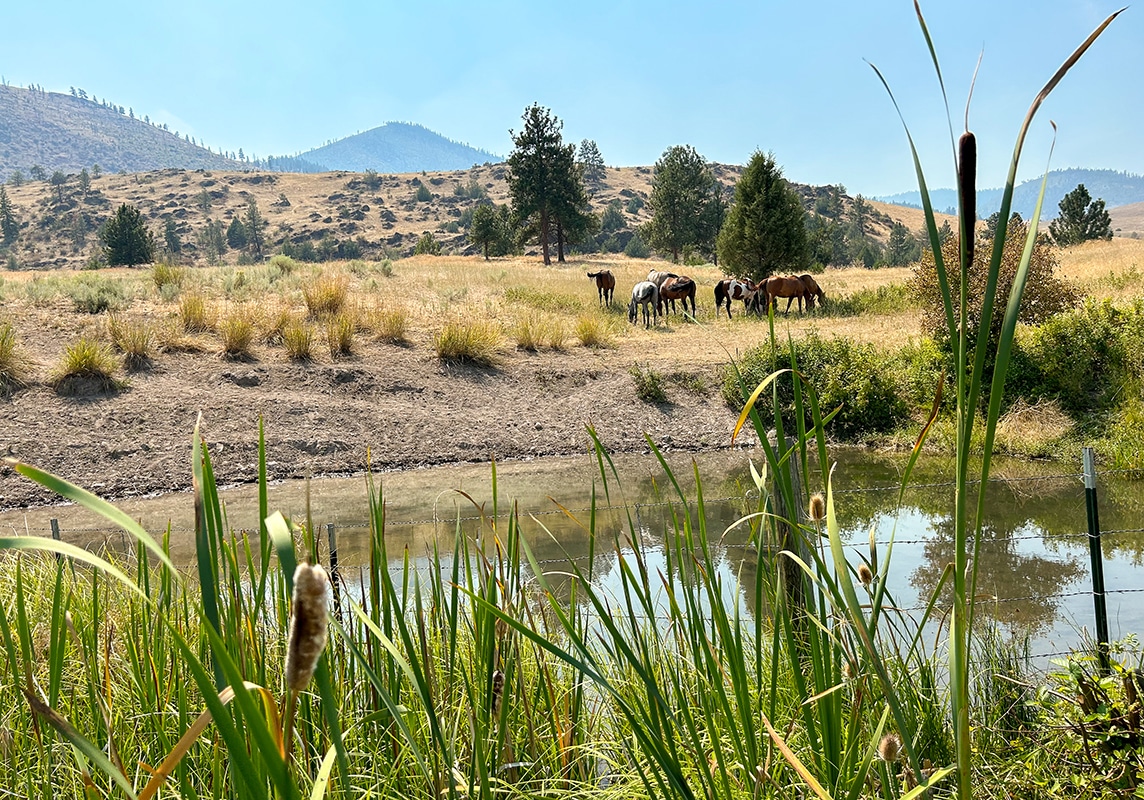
left=2, top=163, right=948, bottom=271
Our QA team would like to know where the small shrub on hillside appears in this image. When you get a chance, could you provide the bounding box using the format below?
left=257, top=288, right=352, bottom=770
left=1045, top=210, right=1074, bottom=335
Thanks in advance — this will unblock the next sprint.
left=106, top=314, right=152, bottom=370
left=631, top=364, right=668, bottom=403
left=283, top=320, right=314, bottom=361
left=725, top=332, right=907, bottom=439
left=414, top=232, right=441, bottom=256
left=415, top=184, right=433, bottom=202
left=326, top=313, right=355, bottom=357
left=179, top=293, right=215, bottom=333
left=302, top=273, right=349, bottom=318
left=0, top=320, right=34, bottom=395
left=49, top=337, right=124, bottom=395
left=268, top=254, right=298, bottom=275
left=151, top=262, right=186, bottom=293
left=434, top=320, right=501, bottom=365
left=219, top=309, right=256, bottom=358
left=68, top=275, right=126, bottom=314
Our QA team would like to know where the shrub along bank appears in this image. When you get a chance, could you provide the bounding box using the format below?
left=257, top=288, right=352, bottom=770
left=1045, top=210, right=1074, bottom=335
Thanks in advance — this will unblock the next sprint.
left=723, top=299, right=1144, bottom=469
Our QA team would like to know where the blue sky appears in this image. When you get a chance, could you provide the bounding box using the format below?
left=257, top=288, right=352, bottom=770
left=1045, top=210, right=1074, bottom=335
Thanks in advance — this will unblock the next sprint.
left=3, top=1, right=1138, bottom=197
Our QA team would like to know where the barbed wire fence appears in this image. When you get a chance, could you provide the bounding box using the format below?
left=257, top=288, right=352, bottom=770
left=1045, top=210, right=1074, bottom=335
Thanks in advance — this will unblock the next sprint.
left=10, top=452, right=1141, bottom=667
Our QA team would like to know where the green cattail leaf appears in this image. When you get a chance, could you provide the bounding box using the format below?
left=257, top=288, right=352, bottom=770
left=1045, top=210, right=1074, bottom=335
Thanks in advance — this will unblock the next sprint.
left=4, top=459, right=177, bottom=579
left=0, top=537, right=146, bottom=601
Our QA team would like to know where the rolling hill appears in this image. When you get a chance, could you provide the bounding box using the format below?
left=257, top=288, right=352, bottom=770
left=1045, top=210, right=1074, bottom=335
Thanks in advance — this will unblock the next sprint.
left=0, top=84, right=241, bottom=178
left=290, top=123, right=502, bottom=173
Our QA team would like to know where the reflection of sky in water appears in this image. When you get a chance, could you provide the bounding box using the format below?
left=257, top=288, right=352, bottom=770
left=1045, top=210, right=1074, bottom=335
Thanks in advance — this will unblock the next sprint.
left=3, top=449, right=1139, bottom=669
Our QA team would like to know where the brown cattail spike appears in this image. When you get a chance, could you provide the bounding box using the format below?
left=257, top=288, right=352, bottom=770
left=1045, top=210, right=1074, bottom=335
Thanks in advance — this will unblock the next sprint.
left=490, top=669, right=505, bottom=717
left=285, top=563, right=330, bottom=691
left=958, top=131, right=977, bottom=271
left=857, top=563, right=874, bottom=588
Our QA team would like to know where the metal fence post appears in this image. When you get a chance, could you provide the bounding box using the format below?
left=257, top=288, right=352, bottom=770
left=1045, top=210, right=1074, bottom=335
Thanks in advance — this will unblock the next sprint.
left=50, top=519, right=61, bottom=561
left=1083, top=447, right=1111, bottom=674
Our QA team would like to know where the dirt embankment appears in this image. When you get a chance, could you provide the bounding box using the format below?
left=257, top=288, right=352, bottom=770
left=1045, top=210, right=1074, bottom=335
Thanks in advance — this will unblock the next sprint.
left=1, top=339, right=753, bottom=511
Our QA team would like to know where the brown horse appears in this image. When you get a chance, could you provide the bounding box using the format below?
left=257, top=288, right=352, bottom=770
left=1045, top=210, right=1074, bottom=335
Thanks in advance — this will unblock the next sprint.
left=799, top=274, right=826, bottom=309
left=658, top=276, right=696, bottom=316
left=587, top=270, right=615, bottom=306
left=764, top=275, right=814, bottom=314
left=714, top=278, right=758, bottom=319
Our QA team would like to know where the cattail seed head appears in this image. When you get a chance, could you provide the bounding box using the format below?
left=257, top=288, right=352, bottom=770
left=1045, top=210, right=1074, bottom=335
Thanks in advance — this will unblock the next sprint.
left=878, top=732, right=903, bottom=763
left=957, top=130, right=977, bottom=269
left=808, top=493, right=826, bottom=523
left=490, top=669, right=505, bottom=717
left=857, top=563, right=874, bottom=587
left=285, top=562, right=330, bottom=691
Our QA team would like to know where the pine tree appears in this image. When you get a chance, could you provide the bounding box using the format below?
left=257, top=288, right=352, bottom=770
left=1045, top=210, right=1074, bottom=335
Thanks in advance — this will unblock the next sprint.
left=100, top=204, right=155, bottom=266
left=506, top=104, right=583, bottom=266
left=244, top=198, right=265, bottom=255
left=227, top=217, right=248, bottom=250
left=643, top=145, right=723, bottom=263
left=1049, top=183, right=1113, bottom=246
left=0, top=186, right=19, bottom=245
left=469, top=204, right=499, bottom=260
left=164, top=218, right=182, bottom=254
left=716, top=151, right=809, bottom=281
left=576, top=139, right=606, bottom=192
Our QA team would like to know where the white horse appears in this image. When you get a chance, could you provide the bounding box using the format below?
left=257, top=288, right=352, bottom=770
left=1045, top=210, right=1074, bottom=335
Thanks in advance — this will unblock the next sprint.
left=628, top=281, right=660, bottom=328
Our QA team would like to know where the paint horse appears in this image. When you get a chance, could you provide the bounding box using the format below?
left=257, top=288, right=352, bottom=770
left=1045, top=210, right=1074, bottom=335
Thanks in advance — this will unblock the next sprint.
left=659, top=275, right=697, bottom=316
left=587, top=269, right=616, bottom=306
left=714, top=278, right=758, bottom=319
left=628, top=281, right=660, bottom=328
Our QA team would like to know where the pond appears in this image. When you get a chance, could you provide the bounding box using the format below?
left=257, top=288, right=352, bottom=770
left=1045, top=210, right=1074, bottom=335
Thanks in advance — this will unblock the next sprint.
left=3, top=446, right=1141, bottom=668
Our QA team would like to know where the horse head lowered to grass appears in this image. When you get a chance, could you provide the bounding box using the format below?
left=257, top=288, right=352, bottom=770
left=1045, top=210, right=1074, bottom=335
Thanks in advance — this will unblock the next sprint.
left=628, top=281, right=660, bottom=328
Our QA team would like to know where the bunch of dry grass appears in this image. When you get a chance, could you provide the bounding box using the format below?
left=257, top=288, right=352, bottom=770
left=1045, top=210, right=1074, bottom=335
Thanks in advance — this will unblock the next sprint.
left=106, top=314, right=153, bottom=370
left=151, top=262, right=187, bottom=293
left=49, top=337, right=125, bottom=395
left=260, top=305, right=295, bottom=345
left=369, top=307, right=408, bottom=344
left=283, top=319, right=314, bottom=361
left=434, top=319, right=501, bottom=365
left=0, top=319, right=34, bottom=395
left=511, top=311, right=565, bottom=351
left=180, top=293, right=216, bottom=333
left=219, top=308, right=256, bottom=358
left=302, top=273, right=349, bottom=318
left=994, top=398, right=1074, bottom=457
left=575, top=314, right=616, bottom=348
left=326, top=312, right=355, bottom=357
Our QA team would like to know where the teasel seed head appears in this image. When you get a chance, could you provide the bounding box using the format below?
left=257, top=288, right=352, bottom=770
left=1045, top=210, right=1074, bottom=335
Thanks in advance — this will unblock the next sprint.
left=808, top=493, right=826, bottom=523
left=857, top=563, right=874, bottom=588
left=285, top=562, right=330, bottom=691
left=878, top=732, right=903, bottom=763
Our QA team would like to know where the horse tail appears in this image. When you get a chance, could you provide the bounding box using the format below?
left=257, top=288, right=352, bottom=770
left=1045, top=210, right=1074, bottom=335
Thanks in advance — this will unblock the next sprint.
left=587, top=271, right=600, bottom=278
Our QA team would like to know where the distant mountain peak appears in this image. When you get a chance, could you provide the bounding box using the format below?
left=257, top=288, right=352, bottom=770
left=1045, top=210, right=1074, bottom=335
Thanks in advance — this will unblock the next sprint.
left=284, top=121, right=503, bottom=174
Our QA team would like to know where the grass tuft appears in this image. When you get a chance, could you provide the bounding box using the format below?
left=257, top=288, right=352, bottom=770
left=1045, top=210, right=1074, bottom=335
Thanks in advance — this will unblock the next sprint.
left=574, top=314, right=615, bottom=348
left=49, top=337, right=125, bottom=394
left=302, top=273, right=349, bottom=318
left=370, top=307, right=408, bottom=345
left=106, top=314, right=153, bottom=370
left=434, top=319, right=501, bottom=365
left=179, top=292, right=216, bottom=333
left=219, top=308, right=256, bottom=358
left=630, top=363, right=668, bottom=403
left=0, top=319, right=34, bottom=394
left=283, top=319, right=315, bottom=361
left=151, top=262, right=187, bottom=293
left=326, top=312, right=355, bottom=357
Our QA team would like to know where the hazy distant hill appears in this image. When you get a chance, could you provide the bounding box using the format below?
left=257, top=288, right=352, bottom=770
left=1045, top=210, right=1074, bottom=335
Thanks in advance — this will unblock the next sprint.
left=878, top=168, right=1144, bottom=220
left=290, top=122, right=502, bottom=174
left=0, top=84, right=241, bottom=179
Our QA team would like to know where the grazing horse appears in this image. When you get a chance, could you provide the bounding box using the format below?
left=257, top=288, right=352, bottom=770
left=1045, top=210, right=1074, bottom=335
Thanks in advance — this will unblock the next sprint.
left=646, top=268, right=680, bottom=291
left=763, top=275, right=814, bottom=315
left=586, top=270, right=616, bottom=306
left=628, top=281, right=660, bottom=328
left=658, top=276, right=697, bottom=316
left=799, top=274, right=826, bottom=310
left=714, top=278, right=758, bottom=319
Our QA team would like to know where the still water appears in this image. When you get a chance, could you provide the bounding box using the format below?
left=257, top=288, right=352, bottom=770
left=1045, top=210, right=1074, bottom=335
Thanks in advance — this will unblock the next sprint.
left=3, top=448, right=1141, bottom=666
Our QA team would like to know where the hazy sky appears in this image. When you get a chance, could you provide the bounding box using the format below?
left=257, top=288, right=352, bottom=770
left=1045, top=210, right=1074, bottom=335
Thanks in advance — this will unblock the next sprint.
left=3, top=1, right=1139, bottom=197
